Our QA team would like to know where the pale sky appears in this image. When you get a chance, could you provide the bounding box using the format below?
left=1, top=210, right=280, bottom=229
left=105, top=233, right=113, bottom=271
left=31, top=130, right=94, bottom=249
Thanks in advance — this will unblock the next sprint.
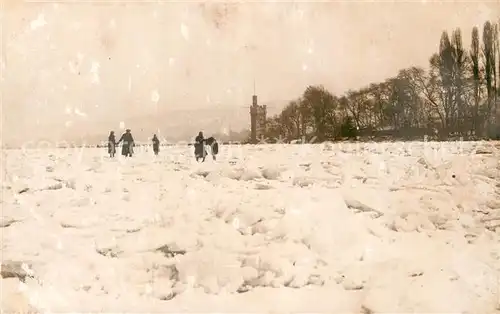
left=1, top=0, right=499, bottom=144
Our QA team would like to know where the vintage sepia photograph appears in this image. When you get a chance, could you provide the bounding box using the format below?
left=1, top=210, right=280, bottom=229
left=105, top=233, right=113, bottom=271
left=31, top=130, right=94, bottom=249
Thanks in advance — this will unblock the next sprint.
left=1, top=0, right=500, bottom=312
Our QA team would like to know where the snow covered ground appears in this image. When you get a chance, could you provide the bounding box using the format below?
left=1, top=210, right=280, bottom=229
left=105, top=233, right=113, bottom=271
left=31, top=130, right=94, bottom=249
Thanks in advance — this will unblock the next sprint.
left=2, top=141, right=500, bottom=313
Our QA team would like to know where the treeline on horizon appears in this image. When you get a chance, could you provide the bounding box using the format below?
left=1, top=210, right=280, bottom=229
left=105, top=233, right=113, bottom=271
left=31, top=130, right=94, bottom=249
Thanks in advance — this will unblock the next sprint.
left=261, top=20, right=500, bottom=143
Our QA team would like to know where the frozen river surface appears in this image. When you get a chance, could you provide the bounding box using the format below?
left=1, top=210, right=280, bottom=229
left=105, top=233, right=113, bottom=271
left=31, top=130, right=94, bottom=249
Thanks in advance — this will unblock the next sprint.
left=2, top=141, right=500, bottom=313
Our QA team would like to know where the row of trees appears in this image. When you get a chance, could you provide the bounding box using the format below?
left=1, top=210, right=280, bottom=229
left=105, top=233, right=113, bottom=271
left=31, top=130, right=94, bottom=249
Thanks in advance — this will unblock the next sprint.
left=263, top=20, right=500, bottom=142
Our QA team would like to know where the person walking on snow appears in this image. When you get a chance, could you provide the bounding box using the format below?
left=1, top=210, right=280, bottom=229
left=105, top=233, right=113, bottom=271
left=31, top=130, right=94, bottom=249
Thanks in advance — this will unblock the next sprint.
left=108, top=131, right=117, bottom=157
left=194, top=131, right=206, bottom=162
left=117, top=129, right=135, bottom=157
left=152, top=134, right=160, bottom=156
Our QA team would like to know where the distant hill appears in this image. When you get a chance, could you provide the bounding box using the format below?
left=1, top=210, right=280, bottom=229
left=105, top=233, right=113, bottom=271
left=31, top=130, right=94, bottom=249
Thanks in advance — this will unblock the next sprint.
left=11, top=108, right=252, bottom=148
left=122, top=106, right=252, bottom=142
left=6, top=101, right=286, bottom=148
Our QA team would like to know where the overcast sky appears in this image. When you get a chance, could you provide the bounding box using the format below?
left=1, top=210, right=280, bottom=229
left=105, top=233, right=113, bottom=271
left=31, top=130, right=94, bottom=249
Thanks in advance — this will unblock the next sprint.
left=1, top=0, right=498, bottom=144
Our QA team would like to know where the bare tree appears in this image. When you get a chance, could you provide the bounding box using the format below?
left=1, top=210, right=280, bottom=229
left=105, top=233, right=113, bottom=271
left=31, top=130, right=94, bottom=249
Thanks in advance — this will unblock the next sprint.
left=451, top=28, right=469, bottom=134
left=263, top=21, right=499, bottom=142
left=498, top=20, right=500, bottom=99
left=279, top=102, right=298, bottom=140
left=470, top=26, right=482, bottom=134
left=344, top=89, right=371, bottom=130
left=280, top=100, right=303, bottom=140
left=264, top=116, right=285, bottom=141
left=482, top=21, right=496, bottom=131
left=367, top=82, right=391, bottom=129
left=493, top=22, right=499, bottom=125
left=301, top=85, right=337, bottom=141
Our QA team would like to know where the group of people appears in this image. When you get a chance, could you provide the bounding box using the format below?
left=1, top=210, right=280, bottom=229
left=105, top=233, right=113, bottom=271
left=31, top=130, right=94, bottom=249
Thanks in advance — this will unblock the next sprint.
left=107, top=129, right=160, bottom=158
left=194, top=131, right=218, bottom=162
left=107, top=129, right=218, bottom=162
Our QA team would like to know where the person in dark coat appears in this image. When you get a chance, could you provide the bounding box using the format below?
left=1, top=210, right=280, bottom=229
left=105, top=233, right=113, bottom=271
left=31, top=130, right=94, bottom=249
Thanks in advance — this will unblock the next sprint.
left=117, top=129, right=135, bottom=157
left=195, top=131, right=204, bottom=144
left=152, top=134, right=160, bottom=155
left=108, top=131, right=117, bottom=157
left=194, top=131, right=206, bottom=162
